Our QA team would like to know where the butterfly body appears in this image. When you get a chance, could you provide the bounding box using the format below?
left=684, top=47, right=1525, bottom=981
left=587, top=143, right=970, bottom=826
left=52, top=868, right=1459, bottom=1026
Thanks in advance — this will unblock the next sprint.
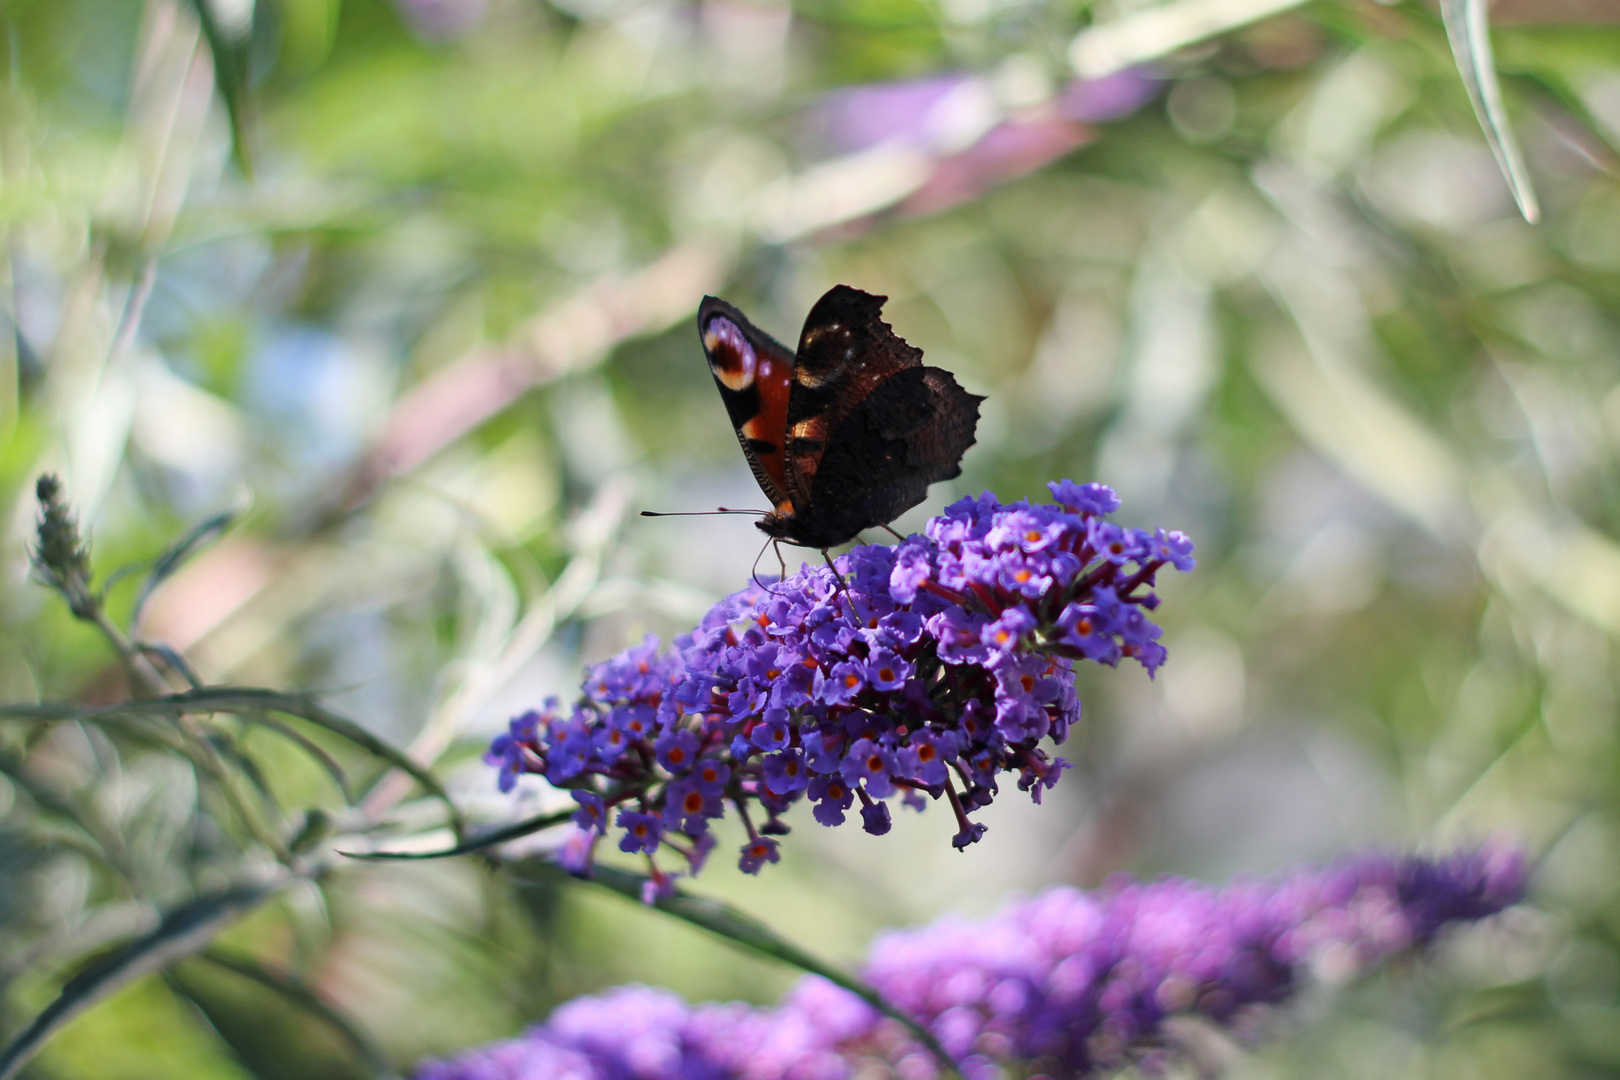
left=699, top=285, right=982, bottom=548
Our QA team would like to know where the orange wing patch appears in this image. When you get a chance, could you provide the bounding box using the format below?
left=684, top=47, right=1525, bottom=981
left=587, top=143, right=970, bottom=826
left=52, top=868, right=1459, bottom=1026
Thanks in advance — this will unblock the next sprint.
left=698, top=301, right=797, bottom=508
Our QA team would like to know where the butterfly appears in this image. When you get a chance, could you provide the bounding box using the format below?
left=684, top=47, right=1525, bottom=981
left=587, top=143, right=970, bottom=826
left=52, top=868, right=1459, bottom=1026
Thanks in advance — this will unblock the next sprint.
left=697, top=284, right=982, bottom=549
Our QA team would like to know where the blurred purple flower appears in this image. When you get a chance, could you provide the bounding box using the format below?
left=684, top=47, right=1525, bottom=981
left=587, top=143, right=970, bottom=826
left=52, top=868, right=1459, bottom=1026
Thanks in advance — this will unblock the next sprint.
left=802, top=69, right=1161, bottom=221
left=815, top=70, right=1160, bottom=156
left=416, top=846, right=1526, bottom=1080
left=1058, top=69, right=1162, bottom=123
left=818, top=74, right=970, bottom=154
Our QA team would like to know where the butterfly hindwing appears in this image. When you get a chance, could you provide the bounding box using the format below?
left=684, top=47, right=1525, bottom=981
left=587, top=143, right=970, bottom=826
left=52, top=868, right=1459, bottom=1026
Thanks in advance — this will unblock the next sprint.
left=786, top=366, right=982, bottom=548
left=783, top=286, right=982, bottom=548
left=781, top=285, right=924, bottom=505
left=697, top=296, right=797, bottom=514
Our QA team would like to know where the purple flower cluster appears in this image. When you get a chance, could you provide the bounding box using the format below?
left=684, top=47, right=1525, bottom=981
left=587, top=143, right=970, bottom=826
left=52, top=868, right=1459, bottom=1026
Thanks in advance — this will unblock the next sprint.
left=488, top=482, right=1194, bottom=885
left=415, top=846, right=1527, bottom=1080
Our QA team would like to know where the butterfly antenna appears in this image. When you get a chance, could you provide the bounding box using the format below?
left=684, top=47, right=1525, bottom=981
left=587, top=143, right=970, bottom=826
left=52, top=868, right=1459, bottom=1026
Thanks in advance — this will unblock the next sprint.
left=640, top=508, right=770, bottom=518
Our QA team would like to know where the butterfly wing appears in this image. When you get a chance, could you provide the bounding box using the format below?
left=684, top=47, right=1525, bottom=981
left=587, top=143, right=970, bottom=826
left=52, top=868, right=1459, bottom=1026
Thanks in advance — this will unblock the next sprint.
left=698, top=296, right=797, bottom=514
left=779, top=285, right=983, bottom=547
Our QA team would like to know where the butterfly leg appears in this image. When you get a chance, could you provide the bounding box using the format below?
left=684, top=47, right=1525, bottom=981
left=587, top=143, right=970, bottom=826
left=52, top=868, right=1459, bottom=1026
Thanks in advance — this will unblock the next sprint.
left=751, top=536, right=772, bottom=592
left=821, top=549, right=855, bottom=617
left=881, top=524, right=905, bottom=541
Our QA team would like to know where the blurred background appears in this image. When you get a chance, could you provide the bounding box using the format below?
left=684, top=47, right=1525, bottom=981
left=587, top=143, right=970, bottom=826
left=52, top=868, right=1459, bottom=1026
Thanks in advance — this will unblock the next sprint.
left=1, top=0, right=1618, bottom=1075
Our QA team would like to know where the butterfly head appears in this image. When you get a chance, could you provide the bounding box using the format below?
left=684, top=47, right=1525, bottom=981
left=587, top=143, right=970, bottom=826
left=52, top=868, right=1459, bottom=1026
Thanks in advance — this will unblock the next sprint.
left=756, top=509, right=796, bottom=541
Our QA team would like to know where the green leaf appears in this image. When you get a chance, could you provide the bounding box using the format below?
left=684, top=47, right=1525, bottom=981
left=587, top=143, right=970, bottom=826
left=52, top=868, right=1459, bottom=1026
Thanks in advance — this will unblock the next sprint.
left=236, top=711, right=354, bottom=804
left=131, top=509, right=237, bottom=632
left=135, top=642, right=205, bottom=690
left=0, top=688, right=464, bottom=838
left=535, top=860, right=963, bottom=1078
left=0, top=883, right=277, bottom=1080
left=342, top=807, right=574, bottom=861
left=195, top=949, right=391, bottom=1077
left=1438, top=0, right=1540, bottom=223
left=187, top=0, right=255, bottom=178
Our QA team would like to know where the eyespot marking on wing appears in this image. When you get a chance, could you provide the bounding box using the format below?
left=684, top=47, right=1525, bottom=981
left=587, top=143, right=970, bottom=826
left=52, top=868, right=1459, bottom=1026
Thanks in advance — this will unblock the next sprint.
left=704, top=318, right=757, bottom=391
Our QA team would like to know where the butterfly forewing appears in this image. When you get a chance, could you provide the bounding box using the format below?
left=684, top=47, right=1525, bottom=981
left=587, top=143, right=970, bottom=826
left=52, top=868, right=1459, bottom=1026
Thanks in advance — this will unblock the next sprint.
left=697, top=296, right=797, bottom=513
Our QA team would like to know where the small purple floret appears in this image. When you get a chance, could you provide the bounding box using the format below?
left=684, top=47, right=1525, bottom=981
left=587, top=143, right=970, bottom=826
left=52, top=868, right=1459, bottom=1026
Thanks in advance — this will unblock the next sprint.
left=738, top=836, right=781, bottom=875
left=859, top=800, right=892, bottom=836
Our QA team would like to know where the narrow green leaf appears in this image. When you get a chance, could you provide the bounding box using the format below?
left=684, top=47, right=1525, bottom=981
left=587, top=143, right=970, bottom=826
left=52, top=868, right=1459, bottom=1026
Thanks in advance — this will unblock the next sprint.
left=192, top=688, right=466, bottom=837
left=134, top=642, right=204, bottom=689
left=1508, top=70, right=1620, bottom=177
left=534, top=861, right=962, bottom=1078
left=195, top=949, right=392, bottom=1077
left=132, top=510, right=237, bottom=630
left=236, top=711, right=354, bottom=804
left=0, top=703, right=192, bottom=761
left=0, top=703, right=83, bottom=722
left=214, top=736, right=282, bottom=819
left=0, top=883, right=276, bottom=1080
left=186, top=0, right=255, bottom=178
left=0, top=689, right=464, bottom=837
left=342, top=807, right=574, bottom=861
left=0, top=750, right=129, bottom=872
left=1438, top=0, right=1540, bottom=223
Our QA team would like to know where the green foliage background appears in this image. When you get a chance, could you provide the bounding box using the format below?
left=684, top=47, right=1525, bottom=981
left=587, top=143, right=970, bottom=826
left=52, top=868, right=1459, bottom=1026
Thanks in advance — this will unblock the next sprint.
left=1, top=0, right=1618, bottom=1075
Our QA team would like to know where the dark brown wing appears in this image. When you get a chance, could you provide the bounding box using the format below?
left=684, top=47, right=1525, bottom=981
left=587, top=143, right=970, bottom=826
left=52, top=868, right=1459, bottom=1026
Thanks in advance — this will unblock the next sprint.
left=772, top=285, right=982, bottom=548
left=697, top=296, right=798, bottom=515
left=782, top=285, right=923, bottom=508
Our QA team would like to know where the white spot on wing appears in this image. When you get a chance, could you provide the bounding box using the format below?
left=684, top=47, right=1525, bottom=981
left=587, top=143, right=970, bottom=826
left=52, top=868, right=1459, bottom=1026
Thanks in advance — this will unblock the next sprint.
left=705, top=317, right=757, bottom=391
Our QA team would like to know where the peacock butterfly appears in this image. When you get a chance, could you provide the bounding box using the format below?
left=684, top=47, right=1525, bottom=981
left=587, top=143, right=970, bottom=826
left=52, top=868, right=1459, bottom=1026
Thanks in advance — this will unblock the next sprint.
left=697, top=284, right=983, bottom=549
